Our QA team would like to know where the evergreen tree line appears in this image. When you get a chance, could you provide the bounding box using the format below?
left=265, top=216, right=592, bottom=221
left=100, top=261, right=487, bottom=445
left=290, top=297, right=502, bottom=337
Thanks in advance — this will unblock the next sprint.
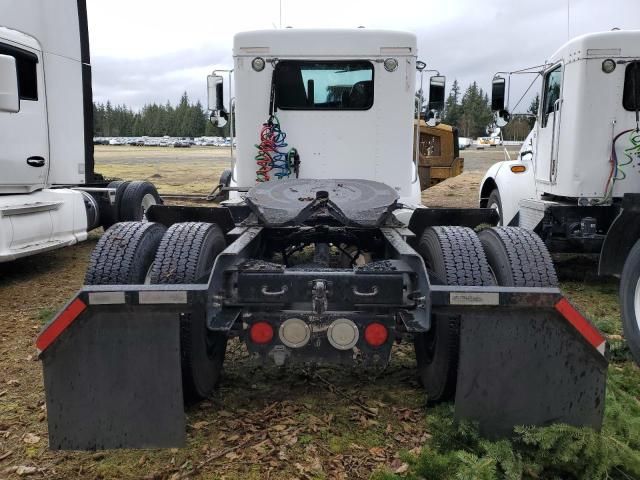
left=95, top=84, right=539, bottom=141
left=441, top=80, right=540, bottom=141
left=93, top=92, right=230, bottom=138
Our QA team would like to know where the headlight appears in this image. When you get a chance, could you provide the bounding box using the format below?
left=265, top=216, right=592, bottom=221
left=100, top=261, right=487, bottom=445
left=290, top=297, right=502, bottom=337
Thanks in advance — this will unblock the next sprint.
left=602, top=59, right=616, bottom=74
left=252, top=57, right=266, bottom=72
left=384, top=58, right=398, bottom=72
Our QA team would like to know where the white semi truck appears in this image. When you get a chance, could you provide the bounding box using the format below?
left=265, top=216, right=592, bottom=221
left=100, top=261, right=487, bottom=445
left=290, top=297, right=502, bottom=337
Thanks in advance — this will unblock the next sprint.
left=0, top=0, right=160, bottom=263
left=36, top=25, right=608, bottom=450
left=479, top=30, right=640, bottom=364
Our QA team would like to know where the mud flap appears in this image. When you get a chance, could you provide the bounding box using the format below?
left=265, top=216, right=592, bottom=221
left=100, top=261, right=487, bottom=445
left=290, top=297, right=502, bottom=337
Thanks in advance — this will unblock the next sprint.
left=454, top=304, right=607, bottom=438
left=40, top=303, right=185, bottom=450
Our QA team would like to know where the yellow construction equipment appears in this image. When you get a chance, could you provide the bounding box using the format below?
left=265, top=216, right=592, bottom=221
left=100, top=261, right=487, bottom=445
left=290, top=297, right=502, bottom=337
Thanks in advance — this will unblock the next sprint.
left=415, top=120, right=464, bottom=190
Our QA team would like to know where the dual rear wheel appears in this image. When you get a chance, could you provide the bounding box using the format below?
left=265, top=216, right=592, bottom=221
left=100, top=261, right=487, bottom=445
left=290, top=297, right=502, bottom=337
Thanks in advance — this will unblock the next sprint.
left=414, top=225, right=557, bottom=403
left=85, top=220, right=557, bottom=405
left=85, top=221, right=227, bottom=402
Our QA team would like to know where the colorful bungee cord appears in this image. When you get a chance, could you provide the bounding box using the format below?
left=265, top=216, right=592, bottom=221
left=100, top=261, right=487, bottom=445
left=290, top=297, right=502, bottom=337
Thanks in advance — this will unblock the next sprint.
left=255, top=115, right=298, bottom=182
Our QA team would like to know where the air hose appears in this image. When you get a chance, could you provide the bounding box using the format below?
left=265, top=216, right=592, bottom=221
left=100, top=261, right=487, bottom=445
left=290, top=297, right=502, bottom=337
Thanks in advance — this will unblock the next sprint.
left=255, top=115, right=300, bottom=182
left=603, top=128, right=640, bottom=200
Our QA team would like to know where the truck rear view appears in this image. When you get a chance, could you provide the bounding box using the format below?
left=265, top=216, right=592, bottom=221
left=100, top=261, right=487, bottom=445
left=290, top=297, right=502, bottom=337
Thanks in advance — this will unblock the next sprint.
left=37, top=28, right=608, bottom=450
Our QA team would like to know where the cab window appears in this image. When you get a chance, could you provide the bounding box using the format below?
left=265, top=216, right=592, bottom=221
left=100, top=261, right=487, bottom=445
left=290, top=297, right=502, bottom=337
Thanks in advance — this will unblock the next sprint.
left=0, top=43, right=38, bottom=101
left=542, top=65, right=562, bottom=127
left=275, top=60, right=374, bottom=110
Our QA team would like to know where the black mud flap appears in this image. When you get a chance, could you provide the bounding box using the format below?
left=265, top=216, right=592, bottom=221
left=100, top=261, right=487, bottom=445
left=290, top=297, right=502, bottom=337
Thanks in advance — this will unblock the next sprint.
left=454, top=300, right=607, bottom=438
left=39, top=299, right=185, bottom=450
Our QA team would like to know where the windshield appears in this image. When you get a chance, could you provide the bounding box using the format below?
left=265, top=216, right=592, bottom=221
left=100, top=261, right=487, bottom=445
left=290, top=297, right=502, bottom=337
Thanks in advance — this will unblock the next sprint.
left=274, top=60, right=374, bottom=110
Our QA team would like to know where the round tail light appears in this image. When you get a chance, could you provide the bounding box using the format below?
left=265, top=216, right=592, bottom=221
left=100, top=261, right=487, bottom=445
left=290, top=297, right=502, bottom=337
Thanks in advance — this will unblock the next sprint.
left=249, top=321, right=274, bottom=344
left=327, top=318, right=359, bottom=350
left=279, top=318, right=311, bottom=348
left=364, top=322, right=388, bottom=347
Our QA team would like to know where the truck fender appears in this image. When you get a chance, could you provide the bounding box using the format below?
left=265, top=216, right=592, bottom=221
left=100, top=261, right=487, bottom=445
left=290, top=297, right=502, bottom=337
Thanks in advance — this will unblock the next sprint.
left=599, top=194, right=640, bottom=276
left=479, top=159, right=536, bottom=226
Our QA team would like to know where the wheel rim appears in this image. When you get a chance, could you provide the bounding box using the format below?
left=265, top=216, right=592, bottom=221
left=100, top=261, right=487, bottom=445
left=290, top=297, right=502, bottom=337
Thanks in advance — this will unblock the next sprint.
left=143, top=264, right=154, bottom=285
left=489, top=202, right=501, bottom=225
left=141, top=193, right=157, bottom=220
left=634, top=277, right=640, bottom=331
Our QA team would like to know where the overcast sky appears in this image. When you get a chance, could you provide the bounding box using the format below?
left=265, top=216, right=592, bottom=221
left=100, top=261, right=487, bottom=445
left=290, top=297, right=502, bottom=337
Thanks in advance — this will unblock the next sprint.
left=87, top=0, right=640, bottom=112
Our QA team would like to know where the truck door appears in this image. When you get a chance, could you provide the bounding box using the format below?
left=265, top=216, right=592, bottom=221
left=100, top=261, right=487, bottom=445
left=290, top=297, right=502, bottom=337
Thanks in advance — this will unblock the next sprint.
left=535, top=64, right=563, bottom=184
left=0, top=41, right=49, bottom=193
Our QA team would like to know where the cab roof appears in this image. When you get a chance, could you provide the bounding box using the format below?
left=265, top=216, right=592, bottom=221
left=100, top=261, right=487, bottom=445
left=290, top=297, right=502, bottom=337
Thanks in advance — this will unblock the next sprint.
left=549, top=29, right=640, bottom=64
left=234, top=29, right=417, bottom=58
left=0, top=27, right=41, bottom=51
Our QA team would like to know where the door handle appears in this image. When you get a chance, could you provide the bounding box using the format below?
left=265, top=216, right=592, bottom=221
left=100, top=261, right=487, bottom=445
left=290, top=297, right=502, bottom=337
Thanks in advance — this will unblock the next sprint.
left=27, top=156, right=45, bottom=167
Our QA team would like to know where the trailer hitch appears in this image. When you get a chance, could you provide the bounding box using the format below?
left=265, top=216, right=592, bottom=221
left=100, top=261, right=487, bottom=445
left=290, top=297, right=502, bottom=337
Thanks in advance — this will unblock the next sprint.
left=311, top=279, right=329, bottom=314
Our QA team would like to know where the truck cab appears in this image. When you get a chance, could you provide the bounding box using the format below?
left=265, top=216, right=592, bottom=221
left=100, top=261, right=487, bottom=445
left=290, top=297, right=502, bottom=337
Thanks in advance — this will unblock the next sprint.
left=480, top=30, right=640, bottom=229
left=0, top=0, right=160, bottom=262
left=0, top=3, right=93, bottom=261
left=221, top=29, right=424, bottom=206
left=480, top=30, right=640, bottom=366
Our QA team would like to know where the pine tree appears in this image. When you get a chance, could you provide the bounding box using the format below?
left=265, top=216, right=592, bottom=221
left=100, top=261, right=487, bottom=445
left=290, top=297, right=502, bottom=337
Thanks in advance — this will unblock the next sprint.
left=459, top=82, right=493, bottom=138
left=444, top=79, right=462, bottom=128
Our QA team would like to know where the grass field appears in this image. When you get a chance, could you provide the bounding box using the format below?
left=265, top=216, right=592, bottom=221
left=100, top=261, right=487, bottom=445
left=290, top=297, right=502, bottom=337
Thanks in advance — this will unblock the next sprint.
left=0, top=146, right=639, bottom=479
left=94, top=145, right=231, bottom=195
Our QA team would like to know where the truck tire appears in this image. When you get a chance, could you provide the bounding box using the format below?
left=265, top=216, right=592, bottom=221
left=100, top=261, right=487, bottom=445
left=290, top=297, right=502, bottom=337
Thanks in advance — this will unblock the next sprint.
left=119, top=181, right=162, bottom=222
left=620, top=239, right=640, bottom=365
left=478, top=227, right=558, bottom=287
left=487, top=189, right=503, bottom=226
left=414, top=226, right=494, bottom=403
left=100, top=180, right=129, bottom=229
left=85, top=221, right=166, bottom=285
left=150, top=222, right=228, bottom=402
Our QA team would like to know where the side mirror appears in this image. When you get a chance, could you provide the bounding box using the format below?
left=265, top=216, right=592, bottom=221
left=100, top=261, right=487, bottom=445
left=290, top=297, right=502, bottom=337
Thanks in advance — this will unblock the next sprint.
left=424, top=109, right=441, bottom=127
left=491, top=76, right=510, bottom=127
left=491, top=77, right=506, bottom=112
left=427, top=75, right=446, bottom=112
left=494, top=110, right=511, bottom=128
left=0, top=54, right=19, bottom=113
left=207, top=74, right=228, bottom=127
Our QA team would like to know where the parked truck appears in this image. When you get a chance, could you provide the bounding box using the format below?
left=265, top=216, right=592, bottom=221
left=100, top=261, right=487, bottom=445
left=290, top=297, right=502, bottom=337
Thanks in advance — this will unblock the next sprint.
left=480, top=30, right=640, bottom=365
left=0, top=0, right=160, bottom=263
left=37, top=20, right=608, bottom=450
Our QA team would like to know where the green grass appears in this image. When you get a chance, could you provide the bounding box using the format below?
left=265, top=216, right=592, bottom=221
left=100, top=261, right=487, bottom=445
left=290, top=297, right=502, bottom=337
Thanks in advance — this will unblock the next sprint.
left=373, top=279, right=640, bottom=480
left=35, top=306, right=57, bottom=325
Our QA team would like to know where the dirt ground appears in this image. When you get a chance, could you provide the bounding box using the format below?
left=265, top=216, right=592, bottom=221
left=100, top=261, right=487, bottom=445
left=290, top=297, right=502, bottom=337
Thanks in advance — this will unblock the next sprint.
left=0, top=146, right=633, bottom=479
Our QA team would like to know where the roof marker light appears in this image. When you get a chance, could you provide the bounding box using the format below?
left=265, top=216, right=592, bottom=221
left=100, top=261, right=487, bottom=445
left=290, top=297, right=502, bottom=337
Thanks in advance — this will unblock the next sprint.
left=252, top=57, right=266, bottom=72
left=384, top=58, right=398, bottom=72
left=602, top=59, right=616, bottom=74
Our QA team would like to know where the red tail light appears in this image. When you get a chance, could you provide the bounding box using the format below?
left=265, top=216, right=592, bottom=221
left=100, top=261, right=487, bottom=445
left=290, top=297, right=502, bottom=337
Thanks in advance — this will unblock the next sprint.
left=249, top=321, right=274, bottom=344
left=364, top=322, right=388, bottom=347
